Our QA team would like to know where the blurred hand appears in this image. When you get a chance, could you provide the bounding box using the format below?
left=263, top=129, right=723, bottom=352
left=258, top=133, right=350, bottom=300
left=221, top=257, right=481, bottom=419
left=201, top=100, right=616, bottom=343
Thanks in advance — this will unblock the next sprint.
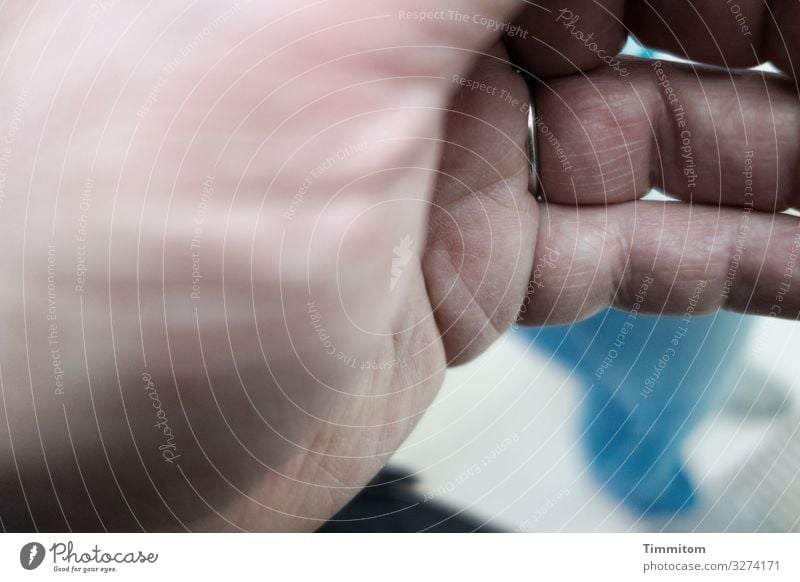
left=1, top=0, right=799, bottom=531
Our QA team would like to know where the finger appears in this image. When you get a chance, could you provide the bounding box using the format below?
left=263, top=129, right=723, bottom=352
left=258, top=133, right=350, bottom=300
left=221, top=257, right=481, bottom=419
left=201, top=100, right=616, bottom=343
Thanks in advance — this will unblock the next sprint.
left=763, top=0, right=800, bottom=82
left=533, top=58, right=800, bottom=209
left=626, top=0, right=800, bottom=81
left=423, top=46, right=537, bottom=365
left=625, top=0, right=766, bottom=69
left=519, top=201, right=800, bottom=326
left=507, top=0, right=628, bottom=78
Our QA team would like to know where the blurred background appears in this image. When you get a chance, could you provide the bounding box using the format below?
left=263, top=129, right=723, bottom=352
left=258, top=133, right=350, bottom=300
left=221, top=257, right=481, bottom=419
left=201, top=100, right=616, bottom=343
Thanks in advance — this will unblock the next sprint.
left=322, top=314, right=800, bottom=533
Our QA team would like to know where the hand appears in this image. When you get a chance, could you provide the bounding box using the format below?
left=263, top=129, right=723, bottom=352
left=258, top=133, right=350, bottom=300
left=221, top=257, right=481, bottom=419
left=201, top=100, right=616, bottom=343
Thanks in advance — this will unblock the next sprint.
left=0, top=0, right=797, bottom=531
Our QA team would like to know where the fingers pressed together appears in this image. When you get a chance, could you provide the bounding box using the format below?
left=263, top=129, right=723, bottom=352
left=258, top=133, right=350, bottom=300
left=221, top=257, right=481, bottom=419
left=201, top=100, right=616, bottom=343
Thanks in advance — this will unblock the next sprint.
left=439, top=0, right=800, bottom=332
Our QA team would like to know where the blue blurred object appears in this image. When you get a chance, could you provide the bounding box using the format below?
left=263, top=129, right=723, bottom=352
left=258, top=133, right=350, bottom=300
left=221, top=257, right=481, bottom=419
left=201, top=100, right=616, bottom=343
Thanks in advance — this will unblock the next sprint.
left=520, top=309, right=748, bottom=515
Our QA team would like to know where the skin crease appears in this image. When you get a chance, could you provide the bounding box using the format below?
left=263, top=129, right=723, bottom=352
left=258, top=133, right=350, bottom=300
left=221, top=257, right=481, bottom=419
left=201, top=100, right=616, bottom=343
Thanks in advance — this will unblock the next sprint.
left=0, top=0, right=798, bottom=532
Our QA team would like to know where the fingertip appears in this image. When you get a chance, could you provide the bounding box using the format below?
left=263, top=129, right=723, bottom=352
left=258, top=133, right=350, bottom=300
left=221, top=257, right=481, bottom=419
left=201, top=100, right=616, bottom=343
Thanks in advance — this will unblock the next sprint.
left=763, top=0, right=800, bottom=83
left=625, top=0, right=767, bottom=70
left=507, top=0, right=628, bottom=78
